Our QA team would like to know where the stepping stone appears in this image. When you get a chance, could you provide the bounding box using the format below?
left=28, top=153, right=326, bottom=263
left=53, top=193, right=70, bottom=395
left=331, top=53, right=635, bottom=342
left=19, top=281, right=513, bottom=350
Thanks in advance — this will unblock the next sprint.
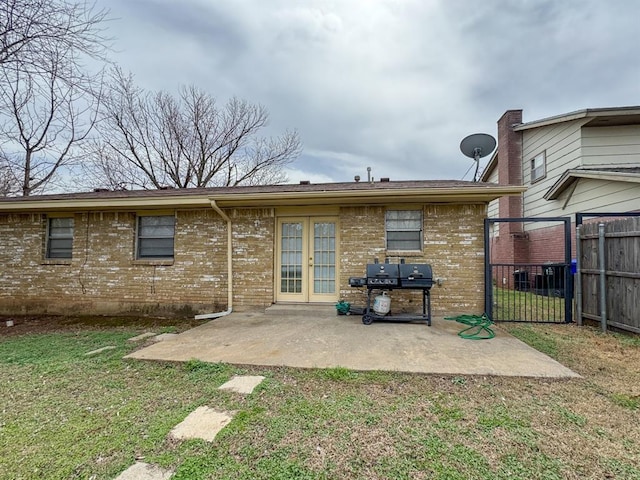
left=218, top=375, right=265, bottom=395
left=128, top=332, right=157, bottom=342
left=169, top=406, right=234, bottom=442
left=114, top=462, right=173, bottom=480
left=85, top=346, right=116, bottom=356
left=153, top=333, right=179, bottom=342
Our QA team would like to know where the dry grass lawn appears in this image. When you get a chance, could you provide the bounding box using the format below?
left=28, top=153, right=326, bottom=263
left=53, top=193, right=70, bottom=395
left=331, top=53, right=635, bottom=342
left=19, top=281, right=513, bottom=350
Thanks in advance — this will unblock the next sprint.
left=0, top=316, right=638, bottom=479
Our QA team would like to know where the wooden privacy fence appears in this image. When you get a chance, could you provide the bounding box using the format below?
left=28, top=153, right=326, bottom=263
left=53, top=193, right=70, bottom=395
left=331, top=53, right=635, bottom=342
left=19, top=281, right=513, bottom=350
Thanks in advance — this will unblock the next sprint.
left=576, top=217, right=640, bottom=333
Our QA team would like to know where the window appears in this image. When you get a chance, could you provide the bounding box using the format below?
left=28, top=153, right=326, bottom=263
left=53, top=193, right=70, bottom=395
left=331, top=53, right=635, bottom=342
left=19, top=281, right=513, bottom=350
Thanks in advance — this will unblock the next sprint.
left=137, top=215, right=175, bottom=259
left=531, top=152, right=546, bottom=182
left=46, top=217, right=74, bottom=259
left=385, top=210, right=422, bottom=251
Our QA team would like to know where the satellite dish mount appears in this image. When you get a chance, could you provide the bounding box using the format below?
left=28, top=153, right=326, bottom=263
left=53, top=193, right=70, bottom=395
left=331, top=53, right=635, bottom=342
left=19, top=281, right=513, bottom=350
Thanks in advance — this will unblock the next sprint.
left=460, top=133, right=496, bottom=182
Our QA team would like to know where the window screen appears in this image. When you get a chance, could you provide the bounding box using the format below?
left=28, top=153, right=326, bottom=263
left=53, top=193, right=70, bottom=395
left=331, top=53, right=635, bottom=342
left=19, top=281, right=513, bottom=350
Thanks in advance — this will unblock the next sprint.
left=46, top=217, right=74, bottom=259
left=531, top=152, right=546, bottom=182
left=137, top=215, right=175, bottom=258
left=385, top=210, right=422, bottom=251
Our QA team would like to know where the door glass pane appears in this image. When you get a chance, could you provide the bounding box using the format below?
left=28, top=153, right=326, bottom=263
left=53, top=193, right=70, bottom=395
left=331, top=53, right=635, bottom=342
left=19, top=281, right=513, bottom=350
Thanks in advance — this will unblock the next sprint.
left=313, top=222, right=336, bottom=294
left=280, top=222, right=303, bottom=294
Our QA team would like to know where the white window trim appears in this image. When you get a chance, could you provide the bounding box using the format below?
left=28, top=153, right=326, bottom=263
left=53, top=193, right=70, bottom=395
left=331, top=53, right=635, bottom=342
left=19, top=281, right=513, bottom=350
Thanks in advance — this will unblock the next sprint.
left=385, top=209, right=423, bottom=252
left=531, top=151, right=546, bottom=183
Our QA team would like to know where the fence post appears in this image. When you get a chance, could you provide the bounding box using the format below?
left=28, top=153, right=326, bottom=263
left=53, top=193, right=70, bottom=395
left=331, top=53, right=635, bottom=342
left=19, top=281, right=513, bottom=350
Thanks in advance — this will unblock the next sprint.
left=575, top=225, right=582, bottom=326
left=598, top=223, right=607, bottom=332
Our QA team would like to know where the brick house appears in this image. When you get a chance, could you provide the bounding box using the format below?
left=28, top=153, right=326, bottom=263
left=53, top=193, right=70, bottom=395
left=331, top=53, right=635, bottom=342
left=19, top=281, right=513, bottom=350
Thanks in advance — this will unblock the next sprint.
left=0, top=180, right=524, bottom=317
left=482, top=107, right=640, bottom=265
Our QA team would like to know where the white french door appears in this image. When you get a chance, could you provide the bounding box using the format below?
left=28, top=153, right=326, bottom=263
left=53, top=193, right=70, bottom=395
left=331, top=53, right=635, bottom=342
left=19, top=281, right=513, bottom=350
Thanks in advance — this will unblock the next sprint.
left=276, top=217, right=338, bottom=302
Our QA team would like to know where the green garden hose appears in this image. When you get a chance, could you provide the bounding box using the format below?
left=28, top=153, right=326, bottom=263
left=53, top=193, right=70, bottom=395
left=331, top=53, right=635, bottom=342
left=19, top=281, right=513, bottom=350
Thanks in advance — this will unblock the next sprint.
left=335, top=300, right=350, bottom=315
left=444, top=313, right=495, bottom=340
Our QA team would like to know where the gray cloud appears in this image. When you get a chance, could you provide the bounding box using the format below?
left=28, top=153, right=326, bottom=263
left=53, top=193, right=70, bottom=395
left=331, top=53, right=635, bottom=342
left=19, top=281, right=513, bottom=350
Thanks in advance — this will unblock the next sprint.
left=99, top=0, right=640, bottom=183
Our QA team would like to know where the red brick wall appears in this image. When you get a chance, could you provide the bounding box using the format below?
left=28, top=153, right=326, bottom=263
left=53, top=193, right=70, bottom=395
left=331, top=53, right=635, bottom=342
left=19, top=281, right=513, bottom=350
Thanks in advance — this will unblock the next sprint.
left=492, top=110, right=525, bottom=266
left=527, top=223, right=574, bottom=264
left=497, top=109, right=523, bottom=223
left=489, top=220, right=574, bottom=290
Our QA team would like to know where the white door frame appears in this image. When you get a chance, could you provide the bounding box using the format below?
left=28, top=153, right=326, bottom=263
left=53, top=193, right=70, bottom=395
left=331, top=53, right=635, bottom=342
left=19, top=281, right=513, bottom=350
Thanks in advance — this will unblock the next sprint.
left=275, top=216, right=339, bottom=303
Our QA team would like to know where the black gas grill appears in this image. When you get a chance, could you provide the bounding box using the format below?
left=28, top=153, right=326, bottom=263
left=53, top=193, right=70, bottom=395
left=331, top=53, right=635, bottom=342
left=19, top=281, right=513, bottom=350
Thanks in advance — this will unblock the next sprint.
left=349, top=262, right=434, bottom=325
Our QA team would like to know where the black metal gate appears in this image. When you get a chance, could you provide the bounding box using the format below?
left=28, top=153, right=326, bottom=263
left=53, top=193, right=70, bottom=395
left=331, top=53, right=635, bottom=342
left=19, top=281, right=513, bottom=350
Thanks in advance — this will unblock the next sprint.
left=484, top=217, right=573, bottom=323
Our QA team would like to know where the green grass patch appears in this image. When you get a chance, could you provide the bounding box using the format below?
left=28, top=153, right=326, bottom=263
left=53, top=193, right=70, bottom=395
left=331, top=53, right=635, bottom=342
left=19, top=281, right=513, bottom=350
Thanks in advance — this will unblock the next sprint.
left=555, top=406, right=587, bottom=427
left=0, top=331, right=134, bottom=365
left=613, top=332, right=640, bottom=347
left=502, top=324, right=559, bottom=358
left=477, top=404, right=530, bottom=432
left=609, top=393, right=639, bottom=411
left=317, top=366, right=357, bottom=381
left=492, top=287, right=565, bottom=322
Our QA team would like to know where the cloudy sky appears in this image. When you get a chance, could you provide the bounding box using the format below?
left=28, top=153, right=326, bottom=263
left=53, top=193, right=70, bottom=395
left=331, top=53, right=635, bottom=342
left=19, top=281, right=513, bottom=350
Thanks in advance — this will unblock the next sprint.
left=96, top=0, right=640, bottom=184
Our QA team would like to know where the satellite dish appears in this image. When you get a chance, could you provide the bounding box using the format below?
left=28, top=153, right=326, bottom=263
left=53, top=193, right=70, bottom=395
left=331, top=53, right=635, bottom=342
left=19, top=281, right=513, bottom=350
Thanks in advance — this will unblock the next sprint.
left=460, top=133, right=496, bottom=182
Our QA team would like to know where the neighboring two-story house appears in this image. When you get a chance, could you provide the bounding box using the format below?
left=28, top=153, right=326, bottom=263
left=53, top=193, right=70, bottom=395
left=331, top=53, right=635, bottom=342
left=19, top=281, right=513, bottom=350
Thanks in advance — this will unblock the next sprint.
left=481, top=107, right=640, bottom=266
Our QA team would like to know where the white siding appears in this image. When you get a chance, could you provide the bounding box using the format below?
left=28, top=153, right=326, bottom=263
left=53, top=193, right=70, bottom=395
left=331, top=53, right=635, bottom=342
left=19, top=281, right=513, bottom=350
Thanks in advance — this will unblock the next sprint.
left=581, top=125, right=640, bottom=166
left=514, top=119, right=640, bottom=233
left=525, top=179, right=640, bottom=231
left=522, top=120, right=586, bottom=221
left=486, top=166, right=500, bottom=220
left=563, top=178, right=640, bottom=212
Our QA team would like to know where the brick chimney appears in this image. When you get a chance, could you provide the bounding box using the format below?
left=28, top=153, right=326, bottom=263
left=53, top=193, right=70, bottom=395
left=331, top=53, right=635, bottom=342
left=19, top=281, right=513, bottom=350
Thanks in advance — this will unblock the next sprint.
left=494, top=109, right=528, bottom=264
left=497, top=109, right=523, bottom=218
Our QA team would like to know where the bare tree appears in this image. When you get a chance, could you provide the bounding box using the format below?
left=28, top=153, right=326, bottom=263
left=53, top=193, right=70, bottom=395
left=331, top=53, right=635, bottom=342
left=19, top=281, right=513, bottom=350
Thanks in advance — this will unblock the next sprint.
left=0, top=155, right=15, bottom=196
left=0, top=54, right=103, bottom=195
left=0, top=0, right=109, bottom=195
left=1, top=0, right=109, bottom=73
left=87, top=70, right=301, bottom=190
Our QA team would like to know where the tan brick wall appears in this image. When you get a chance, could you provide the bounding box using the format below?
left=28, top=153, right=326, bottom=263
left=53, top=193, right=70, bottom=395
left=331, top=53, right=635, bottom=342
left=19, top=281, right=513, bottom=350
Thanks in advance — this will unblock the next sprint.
left=339, top=204, right=487, bottom=316
left=0, top=210, right=229, bottom=316
left=230, top=208, right=275, bottom=308
left=1, top=203, right=487, bottom=317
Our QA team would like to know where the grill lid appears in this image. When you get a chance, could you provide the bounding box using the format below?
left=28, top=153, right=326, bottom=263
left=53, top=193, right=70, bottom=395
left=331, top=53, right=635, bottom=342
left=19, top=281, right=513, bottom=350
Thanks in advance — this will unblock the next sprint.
left=399, top=263, right=433, bottom=288
left=366, top=263, right=400, bottom=286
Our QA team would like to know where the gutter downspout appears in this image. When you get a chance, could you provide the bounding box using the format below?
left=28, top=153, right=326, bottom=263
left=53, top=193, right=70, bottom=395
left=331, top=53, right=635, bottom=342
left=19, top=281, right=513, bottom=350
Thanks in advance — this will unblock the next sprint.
left=195, top=200, right=233, bottom=320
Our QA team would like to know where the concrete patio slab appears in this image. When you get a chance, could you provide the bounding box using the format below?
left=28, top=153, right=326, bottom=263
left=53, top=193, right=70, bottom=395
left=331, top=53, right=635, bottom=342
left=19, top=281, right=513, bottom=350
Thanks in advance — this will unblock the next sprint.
left=125, top=310, right=579, bottom=378
left=114, top=462, right=173, bottom=480
left=218, top=375, right=265, bottom=394
left=169, top=406, right=234, bottom=442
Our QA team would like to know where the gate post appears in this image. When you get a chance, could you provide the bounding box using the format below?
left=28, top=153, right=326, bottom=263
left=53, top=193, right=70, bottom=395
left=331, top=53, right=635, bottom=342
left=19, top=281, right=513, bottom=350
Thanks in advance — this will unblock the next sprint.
left=484, top=218, right=493, bottom=319
left=564, top=218, right=572, bottom=323
left=575, top=225, right=583, bottom=326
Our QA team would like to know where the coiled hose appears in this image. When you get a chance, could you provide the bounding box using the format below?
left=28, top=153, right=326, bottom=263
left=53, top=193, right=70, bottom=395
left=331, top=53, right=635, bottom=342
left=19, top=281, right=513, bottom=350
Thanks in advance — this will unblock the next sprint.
left=444, top=313, right=495, bottom=340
